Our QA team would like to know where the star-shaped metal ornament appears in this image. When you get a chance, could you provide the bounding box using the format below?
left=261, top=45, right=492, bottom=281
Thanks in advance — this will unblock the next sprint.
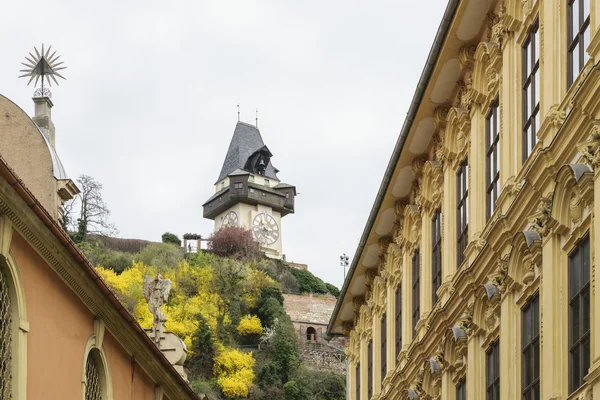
left=19, top=44, right=66, bottom=97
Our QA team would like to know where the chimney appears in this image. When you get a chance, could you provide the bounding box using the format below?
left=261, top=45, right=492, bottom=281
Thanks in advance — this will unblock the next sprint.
left=32, top=96, right=56, bottom=147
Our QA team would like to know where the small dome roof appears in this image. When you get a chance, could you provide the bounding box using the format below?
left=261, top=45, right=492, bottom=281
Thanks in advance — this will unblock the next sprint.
left=34, top=123, right=69, bottom=180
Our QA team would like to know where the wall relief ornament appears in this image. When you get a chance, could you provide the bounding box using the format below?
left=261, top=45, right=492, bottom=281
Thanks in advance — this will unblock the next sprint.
left=546, top=104, right=567, bottom=128
left=352, top=295, right=365, bottom=315
left=458, top=45, right=476, bottom=70
left=578, top=122, right=600, bottom=169
left=522, top=0, right=533, bottom=17
left=528, top=195, right=553, bottom=237
left=490, top=254, right=510, bottom=292
left=521, top=254, right=536, bottom=286
left=577, top=386, right=592, bottom=400
left=434, top=106, right=450, bottom=130
left=570, top=186, right=585, bottom=227
left=488, top=4, right=508, bottom=46
left=458, top=78, right=475, bottom=113
left=471, top=231, right=487, bottom=251
left=503, top=175, right=525, bottom=196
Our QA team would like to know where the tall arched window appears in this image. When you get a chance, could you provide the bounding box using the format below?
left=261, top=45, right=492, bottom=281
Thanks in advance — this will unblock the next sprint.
left=0, top=266, right=12, bottom=400
left=84, top=350, right=104, bottom=400
left=81, top=328, right=113, bottom=400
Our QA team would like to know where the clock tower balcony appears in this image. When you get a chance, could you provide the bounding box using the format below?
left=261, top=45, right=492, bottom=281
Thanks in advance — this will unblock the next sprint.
left=203, top=180, right=295, bottom=220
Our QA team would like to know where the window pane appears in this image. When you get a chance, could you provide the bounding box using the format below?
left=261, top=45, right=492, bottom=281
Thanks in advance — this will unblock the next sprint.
left=583, top=290, right=590, bottom=332
left=584, top=27, right=590, bottom=63
left=524, top=349, right=531, bottom=383
left=535, top=30, right=540, bottom=63
left=534, top=342, right=540, bottom=379
left=572, top=347, right=580, bottom=387
left=533, top=299, right=539, bottom=336
left=572, top=297, right=580, bottom=339
left=584, top=0, right=590, bottom=19
left=495, top=146, right=500, bottom=176
left=527, top=83, right=533, bottom=116
left=570, top=249, right=581, bottom=296
left=573, top=0, right=580, bottom=35
left=584, top=337, right=591, bottom=373
left=573, top=43, right=580, bottom=74
left=534, top=73, right=540, bottom=108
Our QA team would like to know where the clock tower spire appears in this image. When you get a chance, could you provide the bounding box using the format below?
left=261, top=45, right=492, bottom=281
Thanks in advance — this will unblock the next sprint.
left=203, top=120, right=296, bottom=259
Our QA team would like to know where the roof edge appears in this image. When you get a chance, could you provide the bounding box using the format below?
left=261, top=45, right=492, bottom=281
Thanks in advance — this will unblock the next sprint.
left=327, top=0, right=461, bottom=337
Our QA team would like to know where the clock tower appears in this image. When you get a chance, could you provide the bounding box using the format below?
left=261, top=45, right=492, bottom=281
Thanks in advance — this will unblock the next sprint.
left=203, top=121, right=296, bottom=259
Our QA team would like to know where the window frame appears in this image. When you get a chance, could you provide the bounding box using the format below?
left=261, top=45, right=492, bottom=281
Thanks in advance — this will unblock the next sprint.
left=0, top=266, right=12, bottom=400
left=412, top=248, right=420, bottom=340
left=522, top=19, right=540, bottom=162
left=431, top=209, right=442, bottom=305
left=456, top=157, right=469, bottom=267
left=486, top=97, right=500, bottom=221
left=456, top=378, right=467, bottom=400
left=381, top=313, right=387, bottom=384
left=367, top=339, right=373, bottom=399
left=521, top=293, right=540, bottom=400
left=486, top=339, right=500, bottom=400
left=356, top=362, right=361, bottom=400
left=568, top=234, right=591, bottom=393
left=395, top=284, right=402, bottom=357
left=567, top=0, right=591, bottom=88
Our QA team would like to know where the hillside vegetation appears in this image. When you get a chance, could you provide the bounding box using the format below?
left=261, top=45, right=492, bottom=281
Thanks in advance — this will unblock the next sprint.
left=79, top=227, right=345, bottom=400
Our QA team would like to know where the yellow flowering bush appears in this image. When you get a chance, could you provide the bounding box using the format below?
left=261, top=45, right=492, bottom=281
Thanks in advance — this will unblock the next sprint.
left=236, top=315, right=263, bottom=336
left=213, top=347, right=255, bottom=398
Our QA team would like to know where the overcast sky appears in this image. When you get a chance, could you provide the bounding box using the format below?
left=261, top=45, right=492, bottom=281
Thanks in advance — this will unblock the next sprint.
left=2, top=0, right=448, bottom=288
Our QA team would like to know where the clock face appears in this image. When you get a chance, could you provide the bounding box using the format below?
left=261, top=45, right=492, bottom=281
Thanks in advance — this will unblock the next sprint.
left=252, top=213, right=280, bottom=245
left=222, top=211, right=239, bottom=227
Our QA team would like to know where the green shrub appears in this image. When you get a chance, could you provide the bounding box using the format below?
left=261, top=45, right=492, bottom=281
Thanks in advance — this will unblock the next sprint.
left=161, top=232, right=182, bottom=246
left=288, top=268, right=327, bottom=294
left=135, top=242, right=184, bottom=271
left=280, top=270, right=300, bottom=294
left=325, top=283, right=340, bottom=298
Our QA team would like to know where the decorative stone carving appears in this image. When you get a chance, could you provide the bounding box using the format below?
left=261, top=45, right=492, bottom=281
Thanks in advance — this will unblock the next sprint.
left=503, top=176, right=524, bottom=196
left=458, top=78, right=475, bottom=113
left=352, top=295, right=365, bottom=315
left=490, top=254, right=509, bottom=293
left=578, top=122, right=600, bottom=168
left=528, top=195, right=553, bottom=237
left=521, top=254, right=536, bottom=286
left=412, top=157, right=427, bottom=187
left=570, top=186, right=585, bottom=226
left=471, top=231, right=487, bottom=252
left=143, top=273, right=172, bottom=346
left=458, top=45, right=476, bottom=70
left=488, top=4, right=508, bottom=46
left=522, top=0, right=533, bottom=18
left=379, top=236, right=393, bottom=256
left=342, top=320, right=354, bottom=335
left=457, top=302, right=475, bottom=336
left=577, top=386, right=592, bottom=400
left=546, top=104, right=567, bottom=128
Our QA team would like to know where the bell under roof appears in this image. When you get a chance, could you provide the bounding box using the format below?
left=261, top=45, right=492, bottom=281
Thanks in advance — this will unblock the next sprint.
left=216, top=121, right=279, bottom=183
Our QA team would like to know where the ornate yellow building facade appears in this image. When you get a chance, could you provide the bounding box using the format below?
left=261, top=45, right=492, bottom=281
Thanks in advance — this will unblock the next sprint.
left=327, top=0, right=600, bottom=399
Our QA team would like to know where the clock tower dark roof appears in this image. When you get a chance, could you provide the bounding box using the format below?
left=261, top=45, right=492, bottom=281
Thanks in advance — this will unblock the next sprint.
left=217, top=121, right=279, bottom=183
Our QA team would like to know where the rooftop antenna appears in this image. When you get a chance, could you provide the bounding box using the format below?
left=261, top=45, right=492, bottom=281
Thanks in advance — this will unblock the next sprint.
left=19, top=44, right=66, bottom=98
left=255, top=108, right=258, bottom=128
left=237, top=103, right=240, bottom=122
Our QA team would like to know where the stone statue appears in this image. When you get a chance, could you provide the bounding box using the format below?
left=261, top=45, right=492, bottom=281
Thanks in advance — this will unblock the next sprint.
left=143, top=273, right=172, bottom=347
